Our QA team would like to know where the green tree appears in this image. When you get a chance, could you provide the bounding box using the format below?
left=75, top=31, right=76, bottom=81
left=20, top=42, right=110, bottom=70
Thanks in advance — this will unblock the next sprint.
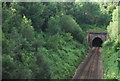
left=15, top=3, right=46, bottom=32
left=102, top=6, right=120, bottom=79
left=67, top=2, right=111, bottom=27
left=47, top=15, right=84, bottom=43
left=2, top=3, right=51, bottom=79
left=107, top=7, right=119, bottom=41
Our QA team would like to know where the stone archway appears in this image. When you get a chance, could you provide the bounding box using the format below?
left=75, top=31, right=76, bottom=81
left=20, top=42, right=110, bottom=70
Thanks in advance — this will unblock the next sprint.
left=86, top=31, right=108, bottom=48
left=92, top=37, right=103, bottom=47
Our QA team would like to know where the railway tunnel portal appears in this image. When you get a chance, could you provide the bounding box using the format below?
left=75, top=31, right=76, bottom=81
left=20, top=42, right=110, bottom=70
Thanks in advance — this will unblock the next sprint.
left=72, top=31, right=108, bottom=79
left=87, top=31, right=108, bottom=47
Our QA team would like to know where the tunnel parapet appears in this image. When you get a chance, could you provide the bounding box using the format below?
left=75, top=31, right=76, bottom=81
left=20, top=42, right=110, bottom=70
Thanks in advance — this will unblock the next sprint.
left=86, top=31, right=108, bottom=48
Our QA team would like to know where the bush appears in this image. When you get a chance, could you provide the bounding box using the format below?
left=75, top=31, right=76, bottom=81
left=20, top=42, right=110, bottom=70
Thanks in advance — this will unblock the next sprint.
left=2, top=3, right=88, bottom=79
left=102, top=6, right=120, bottom=79
left=102, top=41, right=119, bottom=79
left=47, top=16, right=61, bottom=35
left=47, top=15, right=85, bottom=43
left=107, top=7, right=119, bottom=41
left=42, top=33, right=86, bottom=79
left=60, top=15, right=84, bottom=43
left=45, top=34, right=60, bottom=49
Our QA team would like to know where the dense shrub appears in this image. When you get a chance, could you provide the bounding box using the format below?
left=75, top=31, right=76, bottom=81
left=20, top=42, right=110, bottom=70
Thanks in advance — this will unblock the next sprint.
left=2, top=5, right=51, bottom=79
left=60, top=15, right=84, bottom=43
left=2, top=3, right=87, bottom=79
left=80, top=24, right=107, bottom=31
left=3, top=2, right=118, bottom=79
left=107, top=7, right=119, bottom=41
left=43, top=33, right=86, bottom=79
left=102, top=6, right=120, bottom=79
left=102, top=40, right=120, bottom=79
left=67, top=2, right=111, bottom=27
left=47, top=15, right=84, bottom=43
left=47, top=15, right=61, bottom=35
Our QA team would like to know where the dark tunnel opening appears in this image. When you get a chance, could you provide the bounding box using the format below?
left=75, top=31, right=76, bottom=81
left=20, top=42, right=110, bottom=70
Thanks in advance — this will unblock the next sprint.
left=92, top=37, right=103, bottom=47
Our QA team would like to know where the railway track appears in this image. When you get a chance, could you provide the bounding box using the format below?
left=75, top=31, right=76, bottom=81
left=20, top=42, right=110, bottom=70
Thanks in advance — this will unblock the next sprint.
left=72, top=47, right=103, bottom=80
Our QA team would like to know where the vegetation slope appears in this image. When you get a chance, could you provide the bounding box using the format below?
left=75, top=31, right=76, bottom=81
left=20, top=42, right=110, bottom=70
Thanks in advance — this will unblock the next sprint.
left=2, top=2, right=119, bottom=79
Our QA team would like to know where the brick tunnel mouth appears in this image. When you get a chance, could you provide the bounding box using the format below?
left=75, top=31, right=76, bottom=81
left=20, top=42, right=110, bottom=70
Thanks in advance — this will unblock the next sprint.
left=92, top=37, right=103, bottom=47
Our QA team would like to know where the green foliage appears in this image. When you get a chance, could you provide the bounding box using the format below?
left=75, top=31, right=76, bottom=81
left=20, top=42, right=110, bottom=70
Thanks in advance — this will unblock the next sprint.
left=107, top=7, right=119, bottom=41
left=45, top=34, right=60, bottom=49
left=2, top=3, right=87, bottom=79
left=15, top=2, right=46, bottom=31
left=102, top=40, right=120, bottom=79
left=47, top=15, right=61, bottom=35
left=3, top=2, right=118, bottom=79
left=99, top=2, right=117, bottom=15
left=81, top=24, right=107, bottom=31
left=61, top=15, right=84, bottom=43
left=43, top=33, right=86, bottom=79
left=107, top=21, right=118, bottom=40
left=102, top=6, right=120, bottom=79
left=47, top=15, right=84, bottom=43
left=2, top=4, right=50, bottom=79
left=67, top=2, right=111, bottom=27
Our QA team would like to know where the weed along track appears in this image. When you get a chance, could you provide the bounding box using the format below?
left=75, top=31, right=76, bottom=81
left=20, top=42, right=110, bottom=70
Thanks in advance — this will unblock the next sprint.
left=72, top=47, right=103, bottom=79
